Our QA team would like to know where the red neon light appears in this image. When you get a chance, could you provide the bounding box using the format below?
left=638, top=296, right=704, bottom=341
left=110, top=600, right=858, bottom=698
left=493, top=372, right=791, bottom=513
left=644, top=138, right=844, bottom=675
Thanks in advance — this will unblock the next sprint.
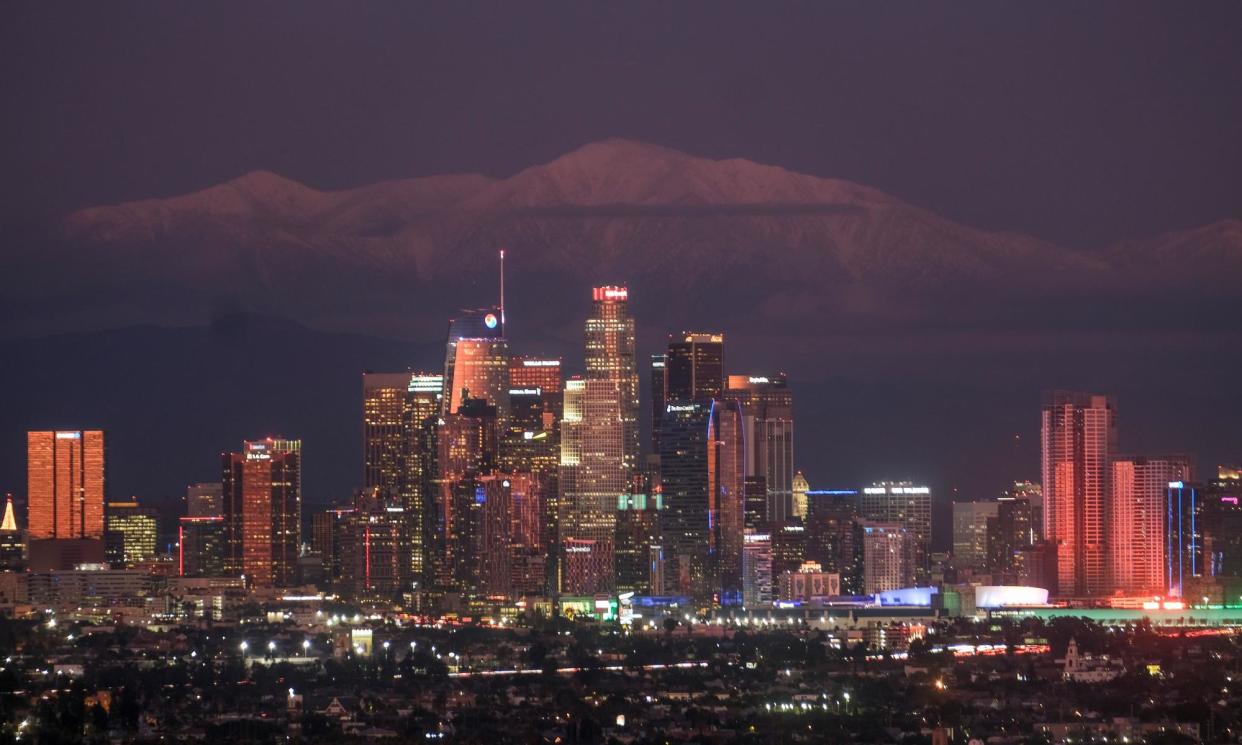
left=592, top=286, right=628, bottom=301
left=179, top=525, right=184, bottom=576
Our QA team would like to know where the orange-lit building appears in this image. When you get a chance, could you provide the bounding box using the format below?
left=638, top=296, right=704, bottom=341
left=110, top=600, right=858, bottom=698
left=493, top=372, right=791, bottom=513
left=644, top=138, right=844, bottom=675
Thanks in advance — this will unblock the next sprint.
left=222, top=438, right=302, bottom=587
left=1041, top=391, right=1115, bottom=597
left=509, top=356, right=562, bottom=394
left=585, top=286, right=640, bottom=475
left=1110, top=454, right=1192, bottom=594
left=27, top=430, right=106, bottom=540
left=559, top=378, right=624, bottom=594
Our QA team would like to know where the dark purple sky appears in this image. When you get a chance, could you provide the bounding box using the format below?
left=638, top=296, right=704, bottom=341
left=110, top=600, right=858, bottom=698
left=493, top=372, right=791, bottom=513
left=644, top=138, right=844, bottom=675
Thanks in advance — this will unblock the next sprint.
left=2, top=2, right=1239, bottom=247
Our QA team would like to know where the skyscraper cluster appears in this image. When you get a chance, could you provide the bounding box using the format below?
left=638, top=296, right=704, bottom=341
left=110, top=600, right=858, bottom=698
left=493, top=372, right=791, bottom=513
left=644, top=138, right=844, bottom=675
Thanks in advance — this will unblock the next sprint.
left=12, top=300, right=1241, bottom=612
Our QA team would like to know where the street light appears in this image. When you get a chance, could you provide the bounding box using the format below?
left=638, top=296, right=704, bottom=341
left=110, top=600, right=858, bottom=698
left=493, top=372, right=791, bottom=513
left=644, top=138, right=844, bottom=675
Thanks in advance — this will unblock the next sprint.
left=239, top=641, right=248, bottom=654
left=302, top=640, right=311, bottom=654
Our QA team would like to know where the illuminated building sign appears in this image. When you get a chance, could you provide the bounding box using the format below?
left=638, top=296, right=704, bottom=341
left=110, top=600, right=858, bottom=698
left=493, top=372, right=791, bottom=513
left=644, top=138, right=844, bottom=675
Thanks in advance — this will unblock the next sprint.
left=484, top=313, right=498, bottom=329
left=408, top=375, right=443, bottom=393
left=747, top=376, right=770, bottom=384
left=521, top=359, right=559, bottom=367
left=666, top=404, right=696, bottom=413
left=592, top=286, right=629, bottom=301
left=864, top=486, right=930, bottom=495
left=565, top=545, right=593, bottom=553
left=508, top=388, right=541, bottom=396
left=55, top=431, right=81, bottom=439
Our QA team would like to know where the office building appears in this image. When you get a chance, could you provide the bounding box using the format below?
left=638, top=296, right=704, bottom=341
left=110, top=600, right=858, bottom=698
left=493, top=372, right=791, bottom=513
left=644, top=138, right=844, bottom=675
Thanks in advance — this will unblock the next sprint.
left=792, top=470, right=809, bottom=521
left=777, top=561, right=841, bottom=603
left=559, top=378, right=625, bottom=594
left=742, top=531, right=773, bottom=608
left=987, top=493, right=1035, bottom=580
left=664, top=333, right=724, bottom=402
left=401, top=373, right=444, bottom=583
left=649, top=354, right=666, bottom=454
left=1110, top=455, right=1192, bottom=594
left=805, top=489, right=864, bottom=594
left=658, top=400, right=715, bottom=600
left=585, top=286, right=640, bottom=475
left=725, top=374, right=795, bottom=524
left=952, top=501, right=999, bottom=570
left=185, top=482, right=223, bottom=517
left=861, top=522, right=913, bottom=594
left=178, top=516, right=226, bottom=577
left=743, top=476, right=768, bottom=531
left=105, top=499, right=158, bottom=566
left=339, top=492, right=409, bottom=601
left=441, top=307, right=503, bottom=411
left=311, top=507, right=354, bottom=588
left=363, top=372, right=415, bottom=501
left=1041, top=391, right=1116, bottom=596
left=27, top=430, right=106, bottom=540
left=860, top=482, right=932, bottom=583
left=713, top=398, right=746, bottom=604
left=435, top=396, right=499, bottom=591
left=0, top=495, right=23, bottom=569
left=222, top=437, right=302, bottom=587
left=615, top=489, right=662, bottom=595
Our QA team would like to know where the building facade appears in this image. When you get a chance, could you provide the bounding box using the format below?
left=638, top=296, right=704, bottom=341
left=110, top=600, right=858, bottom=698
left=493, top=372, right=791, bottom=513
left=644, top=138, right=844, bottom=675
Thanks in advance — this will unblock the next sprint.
left=27, top=430, right=106, bottom=540
left=1041, top=391, right=1116, bottom=596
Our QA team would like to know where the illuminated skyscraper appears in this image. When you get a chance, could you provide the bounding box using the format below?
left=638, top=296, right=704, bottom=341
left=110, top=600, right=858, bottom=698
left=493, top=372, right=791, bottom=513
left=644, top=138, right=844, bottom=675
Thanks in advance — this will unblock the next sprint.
left=1110, top=455, right=1192, bottom=594
left=447, top=339, right=511, bottom=425
left=861, top=521, right=913, bottom=594
left=339, top=491, right=409, bottom=601
left=615, top=486, right=662, bottom=595
left=435, top=396, right=498, bottom=590
left=222, top=437, right=302, bottom=587
left=0, top=495, right=24, bottom=569
left=559, top=378, right=625, bottom=594
left=363, top=372, right=415, bottom=500
left=742, top=532, right=773, bottom=607
left=585, top=286, right=640, bottom=475
left=725, top=374, right=794, bottom=525
left=665, top=333, right=724, bottom=402
left=105, top=499, right=158, bottom=566
left=658, top=400, right=714, bottom=600
left=401, top=373, right=444, bottom=583
left=712, top=398, right=746, bottom=604
left=792, top=471, right=809, bottom=521
left=1041, top=391, right=1116, bottom=596
left=27, top=430, right=106, bottom=540
left=859, top=481, right=932, bottom=583
left=442, top=307, right=503, bottom=410
left=658, top=397, right=747, bottom=604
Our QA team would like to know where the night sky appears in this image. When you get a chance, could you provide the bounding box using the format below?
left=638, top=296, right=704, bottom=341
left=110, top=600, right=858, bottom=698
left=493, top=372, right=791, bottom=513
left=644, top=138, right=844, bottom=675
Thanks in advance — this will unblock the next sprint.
left=1, top=4, right=1240, bottom=545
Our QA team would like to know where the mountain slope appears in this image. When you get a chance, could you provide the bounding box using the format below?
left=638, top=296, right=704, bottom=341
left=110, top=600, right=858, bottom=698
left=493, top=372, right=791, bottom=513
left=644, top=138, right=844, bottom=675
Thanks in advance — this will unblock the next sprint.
left=2, top=139, right=1232, bottom=340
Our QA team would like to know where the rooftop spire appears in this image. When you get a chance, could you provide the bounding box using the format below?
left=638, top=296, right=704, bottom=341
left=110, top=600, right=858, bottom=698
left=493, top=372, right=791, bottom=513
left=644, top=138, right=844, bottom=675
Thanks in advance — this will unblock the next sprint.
left=1, top=495, right=15, bottom=532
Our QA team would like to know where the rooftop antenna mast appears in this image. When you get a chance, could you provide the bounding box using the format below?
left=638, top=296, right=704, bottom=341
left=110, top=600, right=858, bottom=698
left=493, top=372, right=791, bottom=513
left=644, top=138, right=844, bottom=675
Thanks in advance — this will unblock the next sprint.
left=498, top=248, right=506, bottom=336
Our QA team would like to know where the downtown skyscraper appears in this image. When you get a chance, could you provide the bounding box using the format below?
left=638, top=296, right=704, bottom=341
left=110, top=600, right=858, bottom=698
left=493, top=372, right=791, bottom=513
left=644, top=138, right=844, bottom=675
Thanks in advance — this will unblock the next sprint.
left=27, top=430, right=106, bottom=540
left=442, top=307, right=510, bottom=425
left=584, top=286, right=640, bottom=475
left=222, top=437, right=302, bottom=587
left=559, top=378, right=625, bottom=594
left=1041, top=391, right=1116, bottom=597
left=1110, top=454, right=1192, bottom=594
left=724, top=374, right=794, bottom=527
